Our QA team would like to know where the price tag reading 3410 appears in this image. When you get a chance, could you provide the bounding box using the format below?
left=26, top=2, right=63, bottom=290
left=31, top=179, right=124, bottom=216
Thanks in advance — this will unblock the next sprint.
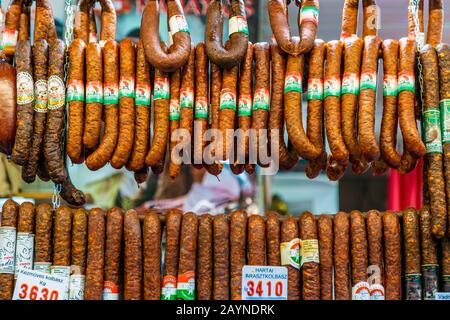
left=13, top=268, right=69, bottom=300
left=241, top=266, right=288, bottom=300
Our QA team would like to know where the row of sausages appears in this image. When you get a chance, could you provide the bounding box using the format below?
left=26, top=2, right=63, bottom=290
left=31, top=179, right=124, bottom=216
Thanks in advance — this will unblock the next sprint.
left=1, top=199, right=449, bottom=300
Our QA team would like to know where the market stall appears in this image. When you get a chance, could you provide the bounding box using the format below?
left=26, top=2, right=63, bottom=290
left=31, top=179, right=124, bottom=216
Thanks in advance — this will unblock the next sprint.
left=0, top=0, right=449, bottom=301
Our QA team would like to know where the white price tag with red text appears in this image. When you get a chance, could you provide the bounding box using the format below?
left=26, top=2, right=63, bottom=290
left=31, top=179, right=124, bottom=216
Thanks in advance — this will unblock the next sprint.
left=241, top=266, right=288, bottom=300
left=13, top=268, right=69, bottom=300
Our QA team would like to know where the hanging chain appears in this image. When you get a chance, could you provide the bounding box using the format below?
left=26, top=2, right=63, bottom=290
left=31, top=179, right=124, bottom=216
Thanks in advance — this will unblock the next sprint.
left=410, top=0, right=425, bottom=110
left=52, top=0, right=76, bottom=210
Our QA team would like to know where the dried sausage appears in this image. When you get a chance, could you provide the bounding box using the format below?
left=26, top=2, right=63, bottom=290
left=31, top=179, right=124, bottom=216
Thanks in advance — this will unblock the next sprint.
left=111, top=39, right=136, bottom=169
left=161, top=209, right=182, bottom=300
left=205, top=0, right=248, bottom=69
left=141, top=0, right=191, bottom=72
left=0, top=200, right=18, bottom=300
left=230, top=210, right=247, bottom=300
left=2, top=0, right=21, bottom=56
left=123, top=210, right=142, bottom=300
left=420, top=44, right=446, bottom=238
left=53, top=206, right=72, bottom=267
left=34, top=204, right=52, bottom=272
left=71, top=208, right=87, bottom=274
left=86, top=40, right=120, bottom=170
left=281, top=216, right=299, bottom=300
left=380, top=39, right=401, bottom=168
left=398, top=38, right=426, bottom=158
left=67, top=39, right=86, bottom=164
left=247, top=215, right=266, bottom=266
left=426, top=0, right=443, bottom=47
left=213, top=214, right=229, bottom=300
left=22, top=39, right=48, bottom=183
left=299, top=212, right=320, bottom=300
left=325, top=40, right=349, bottom=166
left=358, top=35, right=381, bottom=163
left=340, top=0, right=359, bottom=40
left=305, top=39, right=327, bottom=178
left=333, top=212, right=351, bottom=300
left=318, top=215, right=333, bottom=300
left=403, top=208, right=422, bottom=300
left=442, top=238, right=450, bottom=292
left=177, top=212, right=198, bottom=300
left=103, top=208, right=123, bottom=300
left=362, top=0, right=378, bottom=37
left=383, top=211, right=401, bottom=300
left=143, top=211, right=161, bottom=300
left=12, top=40, right=33, bottom=165
left=366, top=210, right=384, bottom=287
left=197, top=214, right=213, bottom=300
left=266, top=211, right=280, bottom=266
left=268, top=0, right=319, bottom=56
left=341, top=36, right=367, bottom=173
left=419, top=206, right=439, bottom=299
left=85, top=208, right=105, bottom=300
left=350, top=210, right=369, bottom=299
left=169, top=69, right=182, bottom=179
left=14, top=202, right=35, bottom=277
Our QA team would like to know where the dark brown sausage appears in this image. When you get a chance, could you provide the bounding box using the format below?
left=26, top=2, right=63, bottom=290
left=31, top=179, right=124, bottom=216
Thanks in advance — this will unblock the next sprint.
left=177, top=212, right=198, bottom=300
left=230, top=210, right=247, bottom=300
left=124, top=210, right=142, bottom=300
left=143, top=211, right=161, bottom=300
left=299, top=212, right=320, bottom=300
left=383, top=211, right=402, bottom=300
left=281, top=216, right=300, bottom=300
left=85, top=208, right=105, bottom=300
left=0, top=200, right=18, bottom=300
left=318, top=215, right=333, bottom=300
left=350, top=210, right=370, bottom=300
left=213, top=214, right=230, bottom=300
left=247, top=215, right=266, bottom=266
left=333, top=212, right=351, bottom=300
left=196, top=214, right=213, bottom=300
left=403, top=207, right=422, bottom=300
left=103, top=208, right=123, bottom=300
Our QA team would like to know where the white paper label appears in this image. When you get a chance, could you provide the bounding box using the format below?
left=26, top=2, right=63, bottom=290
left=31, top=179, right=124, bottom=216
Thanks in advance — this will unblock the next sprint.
left=13, top=268, right=69, bottom=300
left=352, top=281, right=371, bottom=300
left=0, top=226, right=16, bottom=274
left=14, top=232, right=34, bottom=278
left=33, top=262, right=51, bottom=274
left=50, top=266, right=70, bottom=296
left=69, top=275, right=85, bottom=300
left=241, top=265, right=288, bottom=300
left=169, top=15, right=189, bottom=35
left=369, top=283, right=385, bottom=300
left=436, top=292, right=450, bottom=300
left=229, top=16, right=249, bottom=36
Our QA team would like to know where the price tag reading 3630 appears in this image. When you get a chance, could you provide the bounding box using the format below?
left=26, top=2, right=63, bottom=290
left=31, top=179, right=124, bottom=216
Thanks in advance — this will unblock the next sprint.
left=241, top=266, right=288, bottom=300
left=13, top=268, right=69, bottom=300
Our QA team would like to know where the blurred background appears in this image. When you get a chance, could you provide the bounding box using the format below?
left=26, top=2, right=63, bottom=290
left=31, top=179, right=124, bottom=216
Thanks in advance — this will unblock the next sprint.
left=0, top=0, right=449, bottom=215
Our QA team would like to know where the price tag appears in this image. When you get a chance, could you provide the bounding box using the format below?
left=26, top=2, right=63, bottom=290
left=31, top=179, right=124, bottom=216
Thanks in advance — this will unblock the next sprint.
left=435, top=292, right=450, bottom=300
left=241, top=265, right=288, bottom=300
left=13, top=268, right=69, bottom=300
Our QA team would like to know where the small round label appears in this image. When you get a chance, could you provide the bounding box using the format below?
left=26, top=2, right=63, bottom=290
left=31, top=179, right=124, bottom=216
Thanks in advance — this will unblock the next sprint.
left=47, top=76, right=65, bottom=110
left=34, top=80, right=48, bottom=112
left=17, top=72, right=34, bottom=105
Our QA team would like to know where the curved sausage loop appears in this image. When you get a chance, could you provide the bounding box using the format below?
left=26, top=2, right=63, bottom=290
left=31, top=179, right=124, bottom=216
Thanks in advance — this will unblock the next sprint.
left=205, top=0, right=249, bottom=69
left=75, top=0, right=117, bottom=43
left=141, top=0, right=191, bottom=73
left=268, top=0, right=319, bottom=56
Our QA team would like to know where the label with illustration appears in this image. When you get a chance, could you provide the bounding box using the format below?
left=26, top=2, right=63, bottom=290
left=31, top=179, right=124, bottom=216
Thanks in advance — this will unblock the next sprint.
left=69, top=274, right=85, bottom=300
left=307, top=78, right=324, bottom=100
left=423, top=109, right=443, bottom=154
left=369, top=283, right=385, bottom=300
left=16, top=72, right=34, bottom=105
left=177, top=271, right=195, bottom=300
left=360, top=71, right=377, bottom=91
left=440, top=99, right=450, bottom=143
left=161, top=275, right=177, bottom=300
left=2, top=28, right=18, bottom=48
left=103, top=281, right=120, bottom=300
left=383, top=75, right=398, bottom=96
left=280, top=238, right=301, bottom=270
left=422, top=264, right=439, bottom=300
left=85, top=81, right=103, bottom=104
left=284, top=72, right=302, bottom=93
left=67, top=80, right=85, bottom=102
left=119, top=76, right=135, bottom=99
left=0, top=227, right=17, bottom=274
left=324, top=77, right=341, bottom=98
left=33, top=262, right=51, bottom=274
left=34, top=80, right=48, bottom=112
left=154, top=77, right=170, bottom=100
left=238, top=95, right=252, bottom=116
left=14, top=232, right=34, bottom=278
left=180, top=88, right=194, bottom=109
left=220, top=89, right=237, bottom=110
left=229, top=16, right=249, bottom=36
left=103, top=82, right=119, bottom=105
left=169, top=15, right=190, bottom=35
left=170, top=99, right=180, bottom=121
left=253, top=88, right=270, bottom=111
left=47, top=76, right=65, bottom=110
left=300, top=6, right=320, bottom=26
left=405, top=273, right=422, bottom=300
left=300, top=239, right=319, bottom=265
left=195, top=97, right=208, bottom=119
left=341, top=73, right=360, bottom=95
left=352, top=281, right=371, bottom=300
left=135, top=83, right=151, bottom=106
left=398, top=71, right=415, bottom=92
